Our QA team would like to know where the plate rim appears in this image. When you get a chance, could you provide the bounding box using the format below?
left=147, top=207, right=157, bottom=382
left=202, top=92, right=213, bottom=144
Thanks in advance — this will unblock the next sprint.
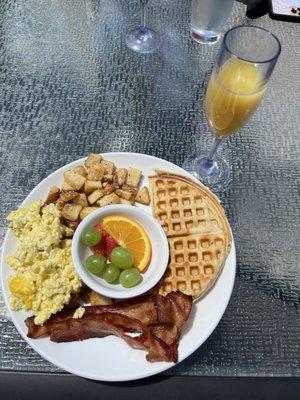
left=0, top=152, right=236, bottom=381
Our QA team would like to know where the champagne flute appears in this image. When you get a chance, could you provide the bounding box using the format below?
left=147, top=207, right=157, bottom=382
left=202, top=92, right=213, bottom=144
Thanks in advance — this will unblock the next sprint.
left=183, top=26, right=281, bottom=190
left=126, top=0, right=160, bottom=54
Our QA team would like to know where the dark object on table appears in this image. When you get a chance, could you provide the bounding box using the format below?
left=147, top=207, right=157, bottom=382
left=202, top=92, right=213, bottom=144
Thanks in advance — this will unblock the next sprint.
left=268, top=0, right=300, bottom=21
left=237, top=0, right=269, bottom=18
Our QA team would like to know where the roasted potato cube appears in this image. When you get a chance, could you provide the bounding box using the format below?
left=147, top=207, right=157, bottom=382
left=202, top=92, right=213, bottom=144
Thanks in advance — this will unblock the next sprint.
left=119, top=198, right=134, bottom=206
left=121, top=184, right=137, bottom=194
left=61, top=203, right=82, bottom=221
left=116, top=189, right=134, bottom=201
left=62, top=226, right=74, bottom=238
left=135, top=186, right=150, bottom=205
left=72, top=165, right=87, bottom=177
left=87, top=164, right=105, bottom=181
left=64, top=170, right=86, bottom=191
left=126, top=167, right=142, bottom=188
left=79, top=207, right=98, bottom=220
left=89, top=291, right=113, bottom=306
left=56, top=199, right=65, bottom=211
left=115, top=168, right=127, bottom=186
left=44, top=186, right=60, bottom=205
left=84, top=154, right=103, bottom=168
left=65, top=220, right=79, bottom=230
left=60, top=191, right=79, bottom=203
left=87, top=189, right=104, bottom=205
left=97, top=193, right=120, bottom=207
left=61, top=179, right=75, bottom=191
left=84, top=180, right=102, bottom=195
left=100, top=160, right=115, bottom=175
left=72, top=193, right=88, bottom=208
left=103, top=184, right=115, bottom=195
left=103, top=174, right=113, bottom=182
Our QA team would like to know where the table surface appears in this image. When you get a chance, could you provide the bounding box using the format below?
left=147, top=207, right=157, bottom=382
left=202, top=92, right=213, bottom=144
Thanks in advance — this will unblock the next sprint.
left=0, top=0, right=299, bottom=377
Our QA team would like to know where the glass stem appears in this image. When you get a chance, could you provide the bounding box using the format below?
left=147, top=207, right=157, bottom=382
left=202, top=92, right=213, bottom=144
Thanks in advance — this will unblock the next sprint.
left=140, top=0, right=147, bottom=31
left=208, top=138, right=222, bottom=161
left=204, top=138, right=222, bottom=169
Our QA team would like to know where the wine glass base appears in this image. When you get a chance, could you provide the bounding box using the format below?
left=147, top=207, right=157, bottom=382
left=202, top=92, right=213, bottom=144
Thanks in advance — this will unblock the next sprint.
left=125, top=27, right=160, bottom=54
left=182, top=151, right=230, bottom=191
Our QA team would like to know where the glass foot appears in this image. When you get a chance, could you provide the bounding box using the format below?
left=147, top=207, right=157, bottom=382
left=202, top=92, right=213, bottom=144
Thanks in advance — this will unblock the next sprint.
left=125, top=27, right=160, bottom=54
left=182, top=151, right=230, bottom=191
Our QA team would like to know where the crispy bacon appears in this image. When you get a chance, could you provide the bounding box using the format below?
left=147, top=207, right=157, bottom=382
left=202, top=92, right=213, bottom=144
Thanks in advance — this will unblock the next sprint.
left=25, top=292, right=193, bottom=363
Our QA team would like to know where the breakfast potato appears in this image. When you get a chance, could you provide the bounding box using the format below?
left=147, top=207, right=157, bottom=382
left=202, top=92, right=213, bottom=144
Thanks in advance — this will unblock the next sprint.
left=116, top=189, right=135, bottom=201
left=89, top=291, right=113, bottom=306
left=84, top=180, right=102, bottom=195
left=44, top=186, right=60, bottom=205
left=119, top=198, right=134, bottom=205
left=103, top=174, right=113, bottom=182
left=100, top=160, right=115, bottom=175
left=72, top=165, right=87, bottom=177
left=61, top=179, right=75, bottom=191
left=55, top=199, right=65, bottom=211
left=135, top=186, right=150, bottom=205
left=87, top=164, right=105, bottom=181
left=60, top=191, right=79, bottom=203
left=62, top=225, right=74, bottom=237
left=72, top=193, right=88, bottom=208
left=103, top=183, right=115, bottom=195
left=97, top=193, right=120, bottom=207
left=79, top=207, right=98, bottom=220
left=84, top=154, right=102, bottom=168
left=87, top=189, right=104, bottom=205
left=126, top=167, right=142, bottom=188
left=64, top=170, right=86, bottom=191
left=65, top=220, right=79, bottom=230
left=115, top=168, right=127, bottom=186
left=61, top=203, right=82, bottom=221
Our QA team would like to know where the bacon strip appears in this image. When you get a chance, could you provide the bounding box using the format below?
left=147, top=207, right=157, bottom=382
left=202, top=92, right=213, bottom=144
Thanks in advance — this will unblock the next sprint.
left=25, top=292, right=193, bottom=363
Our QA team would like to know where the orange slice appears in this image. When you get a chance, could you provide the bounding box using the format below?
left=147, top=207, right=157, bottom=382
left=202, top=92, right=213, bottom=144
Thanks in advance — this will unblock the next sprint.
left=102, top=215, right=151, bottom=272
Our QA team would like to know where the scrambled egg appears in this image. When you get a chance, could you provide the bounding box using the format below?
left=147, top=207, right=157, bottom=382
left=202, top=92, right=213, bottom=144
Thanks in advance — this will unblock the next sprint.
left=6, top=202, right=82, bottom=325
left=73, top=306, right=85, bottom=319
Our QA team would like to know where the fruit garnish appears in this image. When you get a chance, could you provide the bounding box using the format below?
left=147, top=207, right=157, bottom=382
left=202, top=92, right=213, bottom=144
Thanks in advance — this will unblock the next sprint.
left=91, top=224, right=118, bottom=259
left=80, top=228, right=102, bottom=246
left=119, top=268, right=141, bottom=288
left=111, top=247, right=134, bottom=269
left=85, top=254, right=107, bottom=276
left=105, top=235, right=119, bottom=260
left=102, top=215, right=151, bottom=272
left=103, top=264, right=121, bottom=283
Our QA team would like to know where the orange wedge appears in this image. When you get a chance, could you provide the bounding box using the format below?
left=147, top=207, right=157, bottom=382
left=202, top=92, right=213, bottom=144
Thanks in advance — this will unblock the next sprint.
left=102, top=215, right=151, bottom=272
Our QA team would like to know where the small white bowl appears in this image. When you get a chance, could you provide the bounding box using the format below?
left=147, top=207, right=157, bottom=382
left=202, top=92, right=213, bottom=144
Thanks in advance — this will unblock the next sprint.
left=72, top=205, right=169, bottom=299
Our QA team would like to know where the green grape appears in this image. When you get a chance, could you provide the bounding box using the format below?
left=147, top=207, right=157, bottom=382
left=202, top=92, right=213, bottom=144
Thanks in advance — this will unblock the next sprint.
left=111, top=247, right=134, bottom=269
left=103, top=264, right=121, bottom=283
left=119, top=268, right=141, bottom=288
left=85, top=254, right=107, bottom=276
left=80, top=228, right=102, bottom=246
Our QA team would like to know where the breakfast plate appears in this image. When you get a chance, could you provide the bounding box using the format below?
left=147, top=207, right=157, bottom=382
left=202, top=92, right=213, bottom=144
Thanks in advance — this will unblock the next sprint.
left=1, top=152, right=236, bottom=381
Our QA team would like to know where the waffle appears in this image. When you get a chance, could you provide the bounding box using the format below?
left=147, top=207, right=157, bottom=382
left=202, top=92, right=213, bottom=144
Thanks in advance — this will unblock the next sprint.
left=149, top=171, right=232, bottom=300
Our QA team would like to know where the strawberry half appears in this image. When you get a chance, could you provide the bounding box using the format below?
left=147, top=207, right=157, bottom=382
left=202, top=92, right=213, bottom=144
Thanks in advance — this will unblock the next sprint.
left=106, top=235, right=118, bottom=260
left=91, top=224, right=108, bottom=257
left=91, top=224, right=118, bottom=260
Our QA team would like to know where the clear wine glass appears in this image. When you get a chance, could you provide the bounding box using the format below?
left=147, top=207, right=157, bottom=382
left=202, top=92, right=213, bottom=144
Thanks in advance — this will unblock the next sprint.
left=126, top=0, right=160, bottom=54
left=183, top=26, right=281, bottom=190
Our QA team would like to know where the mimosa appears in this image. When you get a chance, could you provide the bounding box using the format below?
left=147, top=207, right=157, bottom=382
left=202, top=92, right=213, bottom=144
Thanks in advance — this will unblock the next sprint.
left=205, top=59, right=265, bottom=139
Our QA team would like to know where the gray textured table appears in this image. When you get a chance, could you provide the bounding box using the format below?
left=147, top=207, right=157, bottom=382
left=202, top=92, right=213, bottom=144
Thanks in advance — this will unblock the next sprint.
left=0, top=0, right=299, bottom=377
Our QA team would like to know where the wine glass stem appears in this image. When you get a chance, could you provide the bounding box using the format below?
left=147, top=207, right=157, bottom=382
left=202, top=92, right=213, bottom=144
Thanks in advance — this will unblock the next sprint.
left=140, top=0, right=147, bottom=30
left=204, top=138, right=222, bottom=169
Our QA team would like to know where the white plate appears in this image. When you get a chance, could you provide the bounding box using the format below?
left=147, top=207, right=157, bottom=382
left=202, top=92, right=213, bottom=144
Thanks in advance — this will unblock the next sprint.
left=1, top=152, right=236, bottom=382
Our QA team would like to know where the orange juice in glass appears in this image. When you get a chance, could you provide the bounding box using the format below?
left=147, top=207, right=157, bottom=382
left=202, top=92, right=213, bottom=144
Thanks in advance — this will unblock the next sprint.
left=205, top=59, right=266, bottom=139
left=183, top=26, right=281, bottom=190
